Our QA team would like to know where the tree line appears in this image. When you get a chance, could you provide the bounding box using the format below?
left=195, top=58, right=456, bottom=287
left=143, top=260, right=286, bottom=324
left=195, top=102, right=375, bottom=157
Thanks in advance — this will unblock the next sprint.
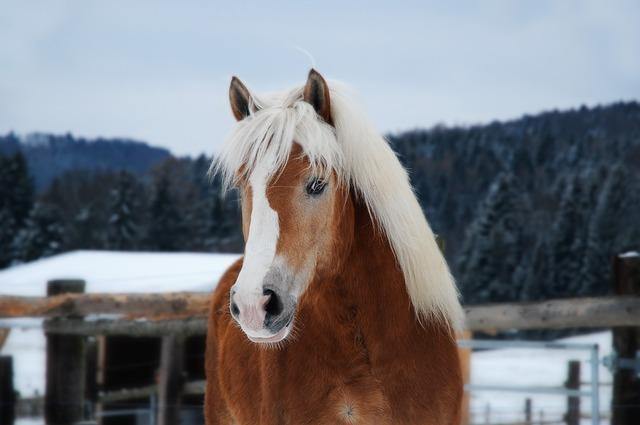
left=1, top=101, right=638, bottom=310
left=0, top=153, right=242, bottom=268
left=390, top=101, right=639, bottom=306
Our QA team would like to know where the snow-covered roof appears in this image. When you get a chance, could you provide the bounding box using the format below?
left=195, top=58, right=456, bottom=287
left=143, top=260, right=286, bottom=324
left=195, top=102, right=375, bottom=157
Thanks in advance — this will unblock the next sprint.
left=0, top=250, right=242, bottom=296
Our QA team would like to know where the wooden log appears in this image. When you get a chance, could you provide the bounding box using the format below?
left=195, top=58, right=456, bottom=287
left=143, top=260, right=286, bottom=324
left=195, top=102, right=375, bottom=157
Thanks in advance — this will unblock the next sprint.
left=44, top=317, right=208, bottom=336
left=98, top=380, right=205, bottom=404
left=32, top=295, right=640, bottom=336
left=45, top=279, right=86, bottom=425
left=0, top=356, right=16, bottom=425
left=4, top=291, right=640, bottom=334
left=564, top=360, right=580, bottom=425
left=464, top=296, right=640, bottom=330
left=3, top=292, right=640, bottom=329
left=0, top=292, right=210, bottom=319
left=157, top=335, right=185, bottom=425
left=612, top=253, right=640, bottom=425
left=100, top=384, right=157, bottom=403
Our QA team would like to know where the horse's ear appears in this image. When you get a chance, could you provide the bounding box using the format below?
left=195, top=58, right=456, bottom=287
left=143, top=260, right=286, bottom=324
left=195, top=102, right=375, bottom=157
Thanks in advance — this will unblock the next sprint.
left=229, top=76, right=256, bottom=121
left=303, top=69, right=332, bottom=125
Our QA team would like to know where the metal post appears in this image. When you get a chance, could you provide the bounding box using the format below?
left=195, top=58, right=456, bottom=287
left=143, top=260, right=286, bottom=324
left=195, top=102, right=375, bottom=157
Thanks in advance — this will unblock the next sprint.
left=590, top=345, right=600, bottom=425
left=524, top=398, right=532, bottom=425
left=149, top=393, right=157, bottom=425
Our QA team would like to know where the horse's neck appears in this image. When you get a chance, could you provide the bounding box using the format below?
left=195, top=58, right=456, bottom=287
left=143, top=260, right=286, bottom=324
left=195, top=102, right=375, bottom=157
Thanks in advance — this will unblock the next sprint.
left=333, top=198, right=426, bottom=346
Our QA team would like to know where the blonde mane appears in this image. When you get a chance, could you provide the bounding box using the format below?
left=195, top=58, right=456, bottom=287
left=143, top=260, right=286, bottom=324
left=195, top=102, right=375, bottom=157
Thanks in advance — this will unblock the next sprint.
left=212, top=82, right=464, bottom=330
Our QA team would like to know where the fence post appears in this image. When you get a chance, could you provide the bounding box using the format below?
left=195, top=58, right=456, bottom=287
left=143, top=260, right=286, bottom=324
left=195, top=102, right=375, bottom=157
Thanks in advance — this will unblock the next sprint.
left=45, top=279, right=87, bottom=425
left=0, top=355, right=16, bottom=425
left=524, top=398, right=532, bottom=425
left=612, top=253, right=640, bottom=425
left=157, top=335, right=185, bottom=425
left=565, top=360, right=580, bottom=425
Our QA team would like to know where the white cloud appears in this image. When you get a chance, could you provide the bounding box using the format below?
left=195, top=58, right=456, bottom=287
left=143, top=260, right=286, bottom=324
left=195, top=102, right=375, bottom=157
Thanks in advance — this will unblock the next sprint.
left=1, top=0, right=638, bottom=155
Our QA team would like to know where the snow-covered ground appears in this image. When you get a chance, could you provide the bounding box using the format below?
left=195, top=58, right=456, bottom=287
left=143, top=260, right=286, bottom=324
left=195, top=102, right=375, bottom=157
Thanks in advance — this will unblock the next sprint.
left=0, top=251, right=615, bottom=424
left=469, top=332, right=611, bottom=425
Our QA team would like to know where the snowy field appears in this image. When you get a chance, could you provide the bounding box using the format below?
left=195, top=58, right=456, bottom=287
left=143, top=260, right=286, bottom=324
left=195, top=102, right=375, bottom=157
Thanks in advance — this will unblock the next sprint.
left=469, top=332, right=611, bottom=425
left=1, top=251, right=614, bottom=424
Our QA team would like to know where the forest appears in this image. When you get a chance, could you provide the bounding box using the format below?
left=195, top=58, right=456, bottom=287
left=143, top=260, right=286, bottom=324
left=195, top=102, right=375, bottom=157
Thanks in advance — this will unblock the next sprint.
left=1, top=101, right=638, bottom=307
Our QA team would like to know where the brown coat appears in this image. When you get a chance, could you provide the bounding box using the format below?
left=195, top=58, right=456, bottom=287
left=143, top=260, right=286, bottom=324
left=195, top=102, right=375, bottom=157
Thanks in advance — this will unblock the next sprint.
left=205, top=195, right=463, bottom=425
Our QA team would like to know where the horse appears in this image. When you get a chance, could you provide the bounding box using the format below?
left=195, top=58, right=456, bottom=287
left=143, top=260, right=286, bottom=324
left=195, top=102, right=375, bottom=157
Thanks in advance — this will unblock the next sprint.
left=205, top=69, right=464, bottom=425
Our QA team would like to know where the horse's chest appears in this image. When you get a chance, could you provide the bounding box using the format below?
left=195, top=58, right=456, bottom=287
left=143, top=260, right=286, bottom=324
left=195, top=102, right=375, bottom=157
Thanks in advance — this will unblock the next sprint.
left=306, top=376, right=392, bottom=424
left=220, top=328, right=392, bottom=424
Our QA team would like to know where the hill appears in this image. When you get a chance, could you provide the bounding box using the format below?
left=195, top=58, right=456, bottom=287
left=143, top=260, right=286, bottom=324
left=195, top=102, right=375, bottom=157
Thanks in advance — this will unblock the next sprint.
left=0, top=132, right=171, bottom=191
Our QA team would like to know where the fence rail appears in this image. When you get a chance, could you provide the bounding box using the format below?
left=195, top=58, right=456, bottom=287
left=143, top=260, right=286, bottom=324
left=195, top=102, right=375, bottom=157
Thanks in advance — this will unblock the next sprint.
left=2, top=294, right=640, bottom=334
left=0, top=292, right=210, bottom=319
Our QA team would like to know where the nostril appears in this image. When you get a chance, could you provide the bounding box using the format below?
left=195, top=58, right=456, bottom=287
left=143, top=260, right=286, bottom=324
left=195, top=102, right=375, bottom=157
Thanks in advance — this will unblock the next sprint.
left=230, top=301, right=240, bottom=318
left=263, top=288, right=283, bottom=318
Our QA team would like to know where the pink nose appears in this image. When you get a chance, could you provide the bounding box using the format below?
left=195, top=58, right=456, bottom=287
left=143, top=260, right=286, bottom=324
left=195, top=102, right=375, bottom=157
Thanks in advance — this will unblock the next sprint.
left=230, top=289, right=275, bottom=331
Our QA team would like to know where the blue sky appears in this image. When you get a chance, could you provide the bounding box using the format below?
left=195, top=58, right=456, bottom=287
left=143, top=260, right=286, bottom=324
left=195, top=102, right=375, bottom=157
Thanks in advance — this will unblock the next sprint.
left=1, top=0, right=639, bottom=156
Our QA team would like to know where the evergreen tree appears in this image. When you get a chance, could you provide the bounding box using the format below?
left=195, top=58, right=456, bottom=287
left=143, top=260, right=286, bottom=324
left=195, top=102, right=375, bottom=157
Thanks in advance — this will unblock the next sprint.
left=520, top=239, right=552, bottom=301
left=12, top=203, right=65, bottom=263
left=0, top=152, right=34, bottom=267
left=6, top=152, right=34, bottom=227
left=0, top=208, right=16, bottom=268
left=582, top=165, right=633, bottom=294
left=591, top=164, right=630, bottom=255
left=458, top=173, right=526, bottom=304
left=106, top=172, right=144, bottom=250
left=146, top=174, right=184, bottom=251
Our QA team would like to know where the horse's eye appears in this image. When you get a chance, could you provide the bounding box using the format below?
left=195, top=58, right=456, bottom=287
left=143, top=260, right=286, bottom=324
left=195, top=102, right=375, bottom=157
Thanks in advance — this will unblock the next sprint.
left=306, top=178, right=327, bottom=196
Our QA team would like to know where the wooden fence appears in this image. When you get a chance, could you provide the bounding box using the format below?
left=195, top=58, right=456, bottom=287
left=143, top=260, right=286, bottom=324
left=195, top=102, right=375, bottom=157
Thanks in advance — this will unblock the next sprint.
left=0, top=253, right=638, bottom=425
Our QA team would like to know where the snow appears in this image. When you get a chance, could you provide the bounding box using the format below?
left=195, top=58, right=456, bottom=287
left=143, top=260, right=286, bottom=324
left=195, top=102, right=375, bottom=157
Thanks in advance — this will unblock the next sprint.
left=469, top=332, right=612, bottom=425
left=0, top=250, right=241, bottom=296
left=0, top=250, right=241, bottom=400
left=619, top=251, right=639, bottom=258
left=0, top=251, right=615, bottom=423
left=2, top=326, right=45, bottom=398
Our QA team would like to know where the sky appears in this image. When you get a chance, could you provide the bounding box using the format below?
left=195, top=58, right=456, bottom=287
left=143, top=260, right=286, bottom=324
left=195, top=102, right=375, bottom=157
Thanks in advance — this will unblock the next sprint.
left=1, top=0, right=639, bottom=156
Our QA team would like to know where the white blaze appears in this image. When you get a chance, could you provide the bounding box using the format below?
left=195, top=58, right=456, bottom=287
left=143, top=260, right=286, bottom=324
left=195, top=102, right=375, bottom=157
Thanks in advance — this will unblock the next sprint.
left=233, top=163, right=280, bottom=334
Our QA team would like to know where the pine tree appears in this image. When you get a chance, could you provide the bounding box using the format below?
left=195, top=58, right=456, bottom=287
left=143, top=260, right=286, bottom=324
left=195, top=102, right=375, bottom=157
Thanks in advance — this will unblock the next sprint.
left=146, top=174, right=184, bottom=251
left=582, top=165, right=633, bottom=294
left=520, top=239, right=552, bottom=301
left=106, top=172, right=143, bottom=250
left=0, top=152, right=34, bottom=268
left=6, top=152, right=34, bottom=227
left=591, top=165, right=630, bottom=255
left=12, top=203, right=65, bottom=263
left=458, top=173, right=526, bottom=304
left=0, top=208, right=17, bottom=268
left=547, top=174, right=590, bottom=297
